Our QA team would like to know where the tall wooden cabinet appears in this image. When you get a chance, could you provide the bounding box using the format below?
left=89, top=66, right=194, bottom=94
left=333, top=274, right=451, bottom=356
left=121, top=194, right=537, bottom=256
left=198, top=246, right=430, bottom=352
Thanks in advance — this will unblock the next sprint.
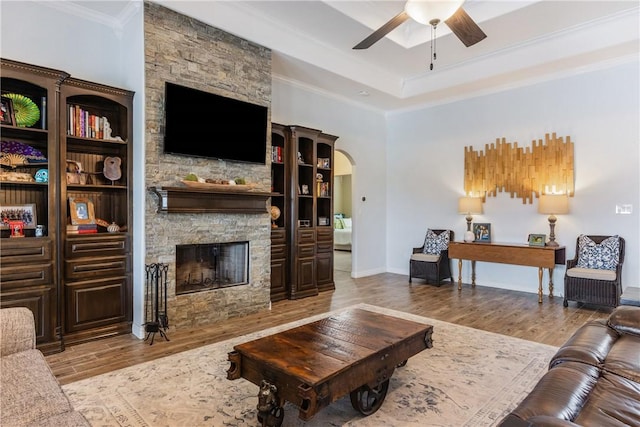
left=0, top=58, right=133, bottom=352
left=270, top=123, right=336, bottom=301
left=59, top=77, right=133, bottom=345
left=269, top=123, right=288, bottom=302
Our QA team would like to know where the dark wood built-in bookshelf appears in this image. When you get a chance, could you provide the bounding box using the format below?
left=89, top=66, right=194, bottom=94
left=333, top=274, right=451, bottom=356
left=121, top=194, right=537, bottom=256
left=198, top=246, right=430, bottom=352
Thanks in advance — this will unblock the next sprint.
left=0, top=58, right=134, bottom=352
left=270, top=123, right=337, bottom=301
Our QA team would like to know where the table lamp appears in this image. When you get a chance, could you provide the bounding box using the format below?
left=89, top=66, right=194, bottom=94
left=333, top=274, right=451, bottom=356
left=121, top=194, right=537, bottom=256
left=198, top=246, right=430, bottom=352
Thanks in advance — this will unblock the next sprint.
left=458, top=197, right=483, bottom=242
left=538, top=194, right=569, bottom=247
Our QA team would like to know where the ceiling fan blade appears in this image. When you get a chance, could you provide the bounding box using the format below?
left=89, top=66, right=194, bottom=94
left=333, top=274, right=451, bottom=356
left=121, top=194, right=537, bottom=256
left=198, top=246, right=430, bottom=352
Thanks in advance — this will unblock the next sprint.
left=445, top=7, right=486, bottom=47
left=353, top=11, right=410, bottom=50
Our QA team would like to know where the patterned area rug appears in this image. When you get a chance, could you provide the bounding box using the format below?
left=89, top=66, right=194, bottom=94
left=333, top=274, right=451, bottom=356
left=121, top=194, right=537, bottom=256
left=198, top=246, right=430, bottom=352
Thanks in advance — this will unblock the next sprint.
left=63, top=304, right=557, bottom=426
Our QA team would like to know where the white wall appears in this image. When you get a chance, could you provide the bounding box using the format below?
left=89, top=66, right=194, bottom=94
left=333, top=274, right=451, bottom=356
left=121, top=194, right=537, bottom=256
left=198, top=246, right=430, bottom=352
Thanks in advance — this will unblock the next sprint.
left=120, top=6, right=146, bottom=338
left=1, top=2, right=126, bottom=88
left=271, top=79, right=387, bottom=276
left=386, top=60, right=640, bottom=296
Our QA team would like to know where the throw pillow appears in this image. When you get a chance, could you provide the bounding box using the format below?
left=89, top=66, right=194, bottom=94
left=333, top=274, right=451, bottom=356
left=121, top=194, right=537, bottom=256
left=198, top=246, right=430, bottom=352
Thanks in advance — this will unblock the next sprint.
left=422, top=229, right=450, bottom=255
left=576, top=234, right=620, bottom=270
left=334, top=218, right=344, bottom=229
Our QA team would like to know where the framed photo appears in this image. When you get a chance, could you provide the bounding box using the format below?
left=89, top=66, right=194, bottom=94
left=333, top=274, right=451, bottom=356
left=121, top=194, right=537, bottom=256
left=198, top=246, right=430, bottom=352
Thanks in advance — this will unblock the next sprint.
left=69, top=197, right=96, bottom=225
left=1, top=96, right=16, bottom=126
left=0, top=204, right=37, bottom=229
left=473, top=223, right=492, bottom=243
left=528, top=233, right=546, bottom=247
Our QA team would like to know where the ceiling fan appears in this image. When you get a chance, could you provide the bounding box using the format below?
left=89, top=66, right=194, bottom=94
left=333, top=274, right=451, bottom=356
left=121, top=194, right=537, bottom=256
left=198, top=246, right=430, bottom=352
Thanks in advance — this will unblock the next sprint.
left=353, top=0, right=487, bottom=50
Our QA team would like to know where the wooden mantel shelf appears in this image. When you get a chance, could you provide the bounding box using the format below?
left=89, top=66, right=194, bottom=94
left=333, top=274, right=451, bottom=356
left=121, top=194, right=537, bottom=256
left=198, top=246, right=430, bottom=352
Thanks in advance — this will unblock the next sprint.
left=148, top=186, right=275, bottom=214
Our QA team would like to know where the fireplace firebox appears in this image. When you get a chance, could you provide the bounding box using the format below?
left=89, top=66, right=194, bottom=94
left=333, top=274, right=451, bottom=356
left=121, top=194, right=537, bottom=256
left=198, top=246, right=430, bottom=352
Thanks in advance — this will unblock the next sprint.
left=176, top=241, right=249, bottom=295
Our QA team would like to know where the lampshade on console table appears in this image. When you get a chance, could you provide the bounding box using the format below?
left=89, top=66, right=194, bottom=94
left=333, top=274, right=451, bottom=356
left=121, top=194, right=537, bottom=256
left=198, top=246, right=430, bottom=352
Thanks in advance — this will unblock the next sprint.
left=458, top=197, right=483, bottom=243
left=538, top=194, right=569, bottom=247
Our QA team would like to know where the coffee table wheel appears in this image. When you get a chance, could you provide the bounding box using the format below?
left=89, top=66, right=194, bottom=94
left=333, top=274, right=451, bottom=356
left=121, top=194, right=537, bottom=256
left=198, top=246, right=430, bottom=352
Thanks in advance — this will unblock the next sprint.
left=257, top=406, right=283, bottom=427
left=397, top=359, right=408, bottom=367
left=350, top=379, right=390, bottom=415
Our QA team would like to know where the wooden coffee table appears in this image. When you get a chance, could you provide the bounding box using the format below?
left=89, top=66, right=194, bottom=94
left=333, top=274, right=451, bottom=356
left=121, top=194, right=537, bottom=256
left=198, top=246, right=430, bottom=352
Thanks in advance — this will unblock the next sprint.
left=227, top=308, right=433, bottom=426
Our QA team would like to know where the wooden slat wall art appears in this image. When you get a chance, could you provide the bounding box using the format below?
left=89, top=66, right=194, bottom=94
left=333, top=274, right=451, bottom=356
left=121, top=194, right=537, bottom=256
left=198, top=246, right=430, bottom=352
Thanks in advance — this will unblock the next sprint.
left=464, top=132, right=574, bottom=204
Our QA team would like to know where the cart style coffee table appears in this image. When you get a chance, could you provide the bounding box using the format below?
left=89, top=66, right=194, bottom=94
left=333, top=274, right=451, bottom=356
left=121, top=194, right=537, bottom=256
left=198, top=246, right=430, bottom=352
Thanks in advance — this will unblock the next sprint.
left=227, top=308, right=433, bottom=426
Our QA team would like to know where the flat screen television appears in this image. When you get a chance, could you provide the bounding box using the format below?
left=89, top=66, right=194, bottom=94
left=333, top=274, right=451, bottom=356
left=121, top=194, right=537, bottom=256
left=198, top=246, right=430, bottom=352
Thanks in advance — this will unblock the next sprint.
left=164, top=82, right=268, bottom=164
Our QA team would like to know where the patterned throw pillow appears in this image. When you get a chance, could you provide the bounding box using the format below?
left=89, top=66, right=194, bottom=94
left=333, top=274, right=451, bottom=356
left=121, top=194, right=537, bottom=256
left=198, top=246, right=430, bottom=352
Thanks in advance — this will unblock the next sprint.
left=576, top=235, right=620, bottom=270
left=422, top=229, right=450, bottom=255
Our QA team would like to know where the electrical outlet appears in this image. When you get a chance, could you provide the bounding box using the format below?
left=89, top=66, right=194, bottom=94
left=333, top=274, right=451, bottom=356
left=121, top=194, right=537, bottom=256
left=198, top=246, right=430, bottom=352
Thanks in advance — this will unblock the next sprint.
left=615, top=204, right=632, bottom=214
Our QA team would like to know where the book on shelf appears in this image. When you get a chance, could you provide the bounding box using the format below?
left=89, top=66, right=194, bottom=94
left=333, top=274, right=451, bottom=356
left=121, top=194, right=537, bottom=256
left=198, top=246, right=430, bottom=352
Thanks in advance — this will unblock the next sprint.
left=67, top=228, right=98, bottom=235
left=271, top=146, right=283, bottom=163
left=67, top=224, right=98, bottom=234
left=67, top=223, right=97, bottom=230
left=68, top=104, right=107, bottom=139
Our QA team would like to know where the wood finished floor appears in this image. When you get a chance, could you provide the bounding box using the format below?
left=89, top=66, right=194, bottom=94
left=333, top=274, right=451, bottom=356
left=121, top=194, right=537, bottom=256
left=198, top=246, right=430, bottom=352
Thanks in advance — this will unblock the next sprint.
left=46, top=270, right=612, bottom=386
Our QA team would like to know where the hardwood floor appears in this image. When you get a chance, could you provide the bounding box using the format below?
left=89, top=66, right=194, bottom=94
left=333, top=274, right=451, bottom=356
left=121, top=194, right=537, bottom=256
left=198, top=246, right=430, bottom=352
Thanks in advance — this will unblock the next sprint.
left=46, top=270, right=611, bottom=386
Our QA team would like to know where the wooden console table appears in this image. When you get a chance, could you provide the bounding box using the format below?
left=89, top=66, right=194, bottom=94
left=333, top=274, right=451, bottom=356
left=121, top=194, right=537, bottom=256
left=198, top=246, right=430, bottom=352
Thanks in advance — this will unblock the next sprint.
left=448, top=242, right=566, bottom=303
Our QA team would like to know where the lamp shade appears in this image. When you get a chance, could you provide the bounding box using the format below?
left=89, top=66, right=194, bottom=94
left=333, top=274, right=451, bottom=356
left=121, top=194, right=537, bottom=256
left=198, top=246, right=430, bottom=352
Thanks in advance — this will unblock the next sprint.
left=458, top=197, right=483, bottom=215
left=538, top=194, right=569, bottom=215
left=404, top=0, right=464, bottom=25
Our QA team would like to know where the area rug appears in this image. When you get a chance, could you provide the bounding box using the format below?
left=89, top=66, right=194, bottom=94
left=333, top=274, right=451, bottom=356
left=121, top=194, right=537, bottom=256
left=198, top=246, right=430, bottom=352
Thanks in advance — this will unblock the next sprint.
left=63, top=304, right=557, bottom=426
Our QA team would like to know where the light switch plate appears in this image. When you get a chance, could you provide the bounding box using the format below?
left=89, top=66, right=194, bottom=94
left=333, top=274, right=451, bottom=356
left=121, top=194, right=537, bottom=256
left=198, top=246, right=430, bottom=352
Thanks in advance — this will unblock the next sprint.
left=615, top=204, right=632, bottom=214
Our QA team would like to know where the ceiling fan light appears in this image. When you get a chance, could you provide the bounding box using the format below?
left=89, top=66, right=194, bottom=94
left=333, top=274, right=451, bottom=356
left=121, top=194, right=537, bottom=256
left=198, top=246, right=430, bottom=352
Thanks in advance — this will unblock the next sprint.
left=404, top=0, right=465, bottom=26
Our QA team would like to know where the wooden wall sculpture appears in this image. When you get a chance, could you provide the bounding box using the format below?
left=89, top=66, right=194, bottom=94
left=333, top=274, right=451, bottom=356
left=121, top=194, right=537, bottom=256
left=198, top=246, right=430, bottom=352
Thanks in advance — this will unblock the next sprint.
left=463, top=132, right=574, bottom=204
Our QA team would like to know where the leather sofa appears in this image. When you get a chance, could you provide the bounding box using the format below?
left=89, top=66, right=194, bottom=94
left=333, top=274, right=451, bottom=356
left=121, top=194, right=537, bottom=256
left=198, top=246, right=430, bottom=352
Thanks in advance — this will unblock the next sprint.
left=499, top=305, right=640, bottom=426
left=0, top=307, right=89, bottom=426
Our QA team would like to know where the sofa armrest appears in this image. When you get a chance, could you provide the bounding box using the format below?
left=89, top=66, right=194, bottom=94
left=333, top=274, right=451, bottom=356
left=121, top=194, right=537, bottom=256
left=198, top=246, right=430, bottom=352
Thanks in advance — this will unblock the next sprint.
left=607, top=305, right=640, bottom=337
left=0, top=307, right=36, bottom=356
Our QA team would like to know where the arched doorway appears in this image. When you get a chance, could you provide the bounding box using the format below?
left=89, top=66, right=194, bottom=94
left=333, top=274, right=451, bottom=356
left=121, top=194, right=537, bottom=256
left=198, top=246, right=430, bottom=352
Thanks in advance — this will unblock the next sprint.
left=334, top=150, right=353, bottom=275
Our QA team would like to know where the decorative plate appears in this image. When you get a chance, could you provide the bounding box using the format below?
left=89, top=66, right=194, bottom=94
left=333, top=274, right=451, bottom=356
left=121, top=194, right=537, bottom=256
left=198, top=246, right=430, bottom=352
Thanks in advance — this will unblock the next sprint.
left=4, top=94, right=40, bottom=127
left=181, top=180, right=254, bottom=191
left=1, top=140, right=47, bottom=163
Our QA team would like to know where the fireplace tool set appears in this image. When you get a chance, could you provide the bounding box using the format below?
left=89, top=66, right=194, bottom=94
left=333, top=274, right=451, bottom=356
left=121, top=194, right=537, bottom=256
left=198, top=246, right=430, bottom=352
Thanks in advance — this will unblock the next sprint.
left=144, top=263, right=170, bottom=345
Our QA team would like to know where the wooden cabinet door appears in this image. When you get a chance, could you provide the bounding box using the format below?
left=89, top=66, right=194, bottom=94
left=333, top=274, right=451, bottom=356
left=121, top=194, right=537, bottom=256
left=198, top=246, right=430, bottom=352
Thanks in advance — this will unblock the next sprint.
left=270, top=256, right=287, bottom=302
left=64, top=275, right=129, bottom=333
left=293, top=257, right=317, bottom=299
left=316, top=252, right=334, bottom=291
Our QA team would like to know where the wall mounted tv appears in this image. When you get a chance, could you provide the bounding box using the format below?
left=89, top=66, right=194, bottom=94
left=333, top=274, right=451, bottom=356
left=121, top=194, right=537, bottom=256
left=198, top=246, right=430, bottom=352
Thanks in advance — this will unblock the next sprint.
left=164, top=82, right=268, bottom=164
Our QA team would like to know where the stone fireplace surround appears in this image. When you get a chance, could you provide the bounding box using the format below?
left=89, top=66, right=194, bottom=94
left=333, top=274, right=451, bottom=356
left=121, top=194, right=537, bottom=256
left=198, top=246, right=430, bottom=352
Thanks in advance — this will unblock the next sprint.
left=144, top=3, right=273, bottom=329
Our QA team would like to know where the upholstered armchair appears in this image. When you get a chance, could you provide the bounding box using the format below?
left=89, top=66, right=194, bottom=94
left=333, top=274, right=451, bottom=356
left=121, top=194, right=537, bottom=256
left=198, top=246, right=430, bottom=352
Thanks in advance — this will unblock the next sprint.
left=564, top=235, right=625, bottom=308
left=409, top=229, right=454, bottom=286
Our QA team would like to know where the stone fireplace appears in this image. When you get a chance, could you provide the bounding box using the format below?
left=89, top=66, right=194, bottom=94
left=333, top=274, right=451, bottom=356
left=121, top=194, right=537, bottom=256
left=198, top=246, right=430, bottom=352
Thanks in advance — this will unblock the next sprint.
left=176, top=242, right=249, bottom=295
left=144, top=3, right=272, bottom=329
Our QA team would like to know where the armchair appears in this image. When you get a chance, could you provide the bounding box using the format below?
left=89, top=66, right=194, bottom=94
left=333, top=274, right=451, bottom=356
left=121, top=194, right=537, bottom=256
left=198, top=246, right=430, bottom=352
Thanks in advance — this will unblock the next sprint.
left=563, top=235, right=625, bottom=308
left=409, top=229, right=454, bottom=286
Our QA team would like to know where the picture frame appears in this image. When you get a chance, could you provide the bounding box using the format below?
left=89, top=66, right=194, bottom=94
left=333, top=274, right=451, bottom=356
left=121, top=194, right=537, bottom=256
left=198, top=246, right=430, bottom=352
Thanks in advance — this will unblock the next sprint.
left=1, top=96, right=16, bottom=126
left=473, top=223, right=492, bottom=243
left=69, top=197, right=96, bottom=225
left=0, top=204, right=37, bottom=229
left=528, top=233, right=546, bottom=247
